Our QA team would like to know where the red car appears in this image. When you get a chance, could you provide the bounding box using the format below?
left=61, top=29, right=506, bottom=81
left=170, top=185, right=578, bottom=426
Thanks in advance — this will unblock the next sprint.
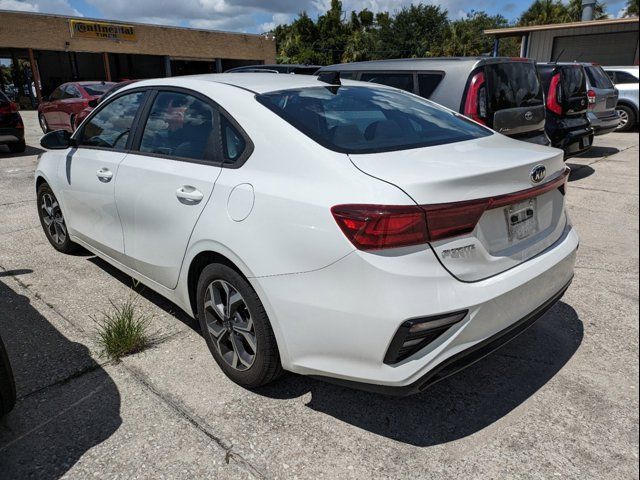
left=73, top=80, right=138, bottom=130
left=38, top=81, right=115, bottom=133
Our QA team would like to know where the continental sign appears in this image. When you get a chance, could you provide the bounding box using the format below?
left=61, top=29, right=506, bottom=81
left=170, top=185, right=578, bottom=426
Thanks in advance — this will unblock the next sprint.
left=69, top=20, right=136, bottom=42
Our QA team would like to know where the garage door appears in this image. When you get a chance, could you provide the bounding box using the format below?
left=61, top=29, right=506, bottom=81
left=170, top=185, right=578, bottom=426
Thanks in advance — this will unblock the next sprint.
left=551, top=31, right=638, bottom=65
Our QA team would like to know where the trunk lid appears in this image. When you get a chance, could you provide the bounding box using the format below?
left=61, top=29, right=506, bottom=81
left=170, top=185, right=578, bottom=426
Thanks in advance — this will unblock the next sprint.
left=349, top=134, right=568, bottom=281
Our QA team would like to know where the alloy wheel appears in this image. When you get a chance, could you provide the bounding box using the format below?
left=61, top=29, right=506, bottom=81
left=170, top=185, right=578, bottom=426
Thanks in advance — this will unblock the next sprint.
left=40, top=193, right=67, bottom=245
left=616, top=108, right=629, bottom=130
left=203, top=279, right=257, bottom=371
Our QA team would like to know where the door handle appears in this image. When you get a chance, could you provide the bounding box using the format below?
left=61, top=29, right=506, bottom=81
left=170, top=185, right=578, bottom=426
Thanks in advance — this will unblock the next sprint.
left=176, top=185, right=204, bottom=204
left=96, top=168, right=113, bottom=183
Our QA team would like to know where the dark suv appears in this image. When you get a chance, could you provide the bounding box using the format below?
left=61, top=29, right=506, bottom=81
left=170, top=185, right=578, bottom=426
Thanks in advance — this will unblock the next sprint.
left=318, top=57, right=550, bottom=146
left=537, top=63, right=593, bottom=158
left=0, top=90, right=26, bottom=154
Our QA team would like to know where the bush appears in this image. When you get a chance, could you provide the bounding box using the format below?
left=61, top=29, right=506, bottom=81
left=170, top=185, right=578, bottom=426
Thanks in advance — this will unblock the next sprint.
left=95, top=293, right=152, bottom=362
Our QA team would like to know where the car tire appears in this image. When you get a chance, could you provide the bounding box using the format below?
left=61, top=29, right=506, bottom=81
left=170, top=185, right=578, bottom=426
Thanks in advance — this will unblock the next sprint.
left=8, top=140, right=26, bottom=153
left=0, top=335, right=16, bottom=417
left=37, top=183, right=79, bottom=254
left=38, top=113, right=49, bottom=134
left=197, top=263, right=283, bottom=388
left=615, top=105, right=636, bottom=132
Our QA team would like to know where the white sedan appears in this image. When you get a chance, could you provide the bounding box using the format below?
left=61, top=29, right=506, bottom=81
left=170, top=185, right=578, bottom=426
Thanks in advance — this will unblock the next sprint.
left=35, top=73, right=578, bottom=395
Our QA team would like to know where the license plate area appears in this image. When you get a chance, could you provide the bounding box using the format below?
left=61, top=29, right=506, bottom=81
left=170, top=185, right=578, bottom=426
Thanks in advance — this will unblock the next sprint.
left=505, top=199, right=538, bottom=241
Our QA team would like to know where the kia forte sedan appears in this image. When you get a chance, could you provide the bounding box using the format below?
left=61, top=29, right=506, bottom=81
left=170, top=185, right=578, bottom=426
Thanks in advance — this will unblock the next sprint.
left=35, top=74, right=578, bottom=395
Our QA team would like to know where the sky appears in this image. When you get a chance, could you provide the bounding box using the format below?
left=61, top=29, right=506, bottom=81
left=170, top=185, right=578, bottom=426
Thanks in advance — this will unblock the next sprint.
left=0, top=0, right=631, bottom=34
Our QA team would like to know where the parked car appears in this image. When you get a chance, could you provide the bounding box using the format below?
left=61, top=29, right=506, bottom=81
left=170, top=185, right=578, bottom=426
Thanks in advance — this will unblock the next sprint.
left=36, top=74, right=578, bottom=395
left=537, top=63, right=593, bottom=158
left=580, top=63, right=620, bottom=136
left=38, top=81, right=116, bottom=133
left=0, top=89, right=25, bottom=154
left=226, top=64, right=320, bottom=75
left=0, top=333, right=16, bottom=416
left=318, top=57, right=550, bottom=146
left=604, top=66, right=639, bottom=132
left=73, top=80, right=138, bottom=130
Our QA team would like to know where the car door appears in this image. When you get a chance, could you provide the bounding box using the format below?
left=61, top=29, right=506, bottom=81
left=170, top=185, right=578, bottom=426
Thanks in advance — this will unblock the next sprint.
left=115, top=89, right=224, bottom=288
left=42, top=86, right=64, bottom=128
left=59, top=84, right=86, bottom=131
left=59, top=89, right=147, bottom=262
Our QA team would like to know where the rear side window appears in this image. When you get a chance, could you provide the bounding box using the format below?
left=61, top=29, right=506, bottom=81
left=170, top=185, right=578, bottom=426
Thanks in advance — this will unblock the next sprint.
left=485, top=62, right=543, bottom=112
left=256, top=86, right=491, bottom=154
left=78, top=91, right=145, bottom=149
left=221, top=117, right=246, bottom=163
left=360, top=73, right=415, bottom=93
left=139, top=91, right=219, bottom=162
left=417, top=73, right=443, bottom=98
left=585, top=66, right=613, bottom=89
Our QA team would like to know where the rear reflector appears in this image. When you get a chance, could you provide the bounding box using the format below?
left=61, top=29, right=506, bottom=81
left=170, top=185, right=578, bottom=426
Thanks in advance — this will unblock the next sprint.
left=384, top=310, right=469, bottom=364
left=332, top=168, right=569, bottom=249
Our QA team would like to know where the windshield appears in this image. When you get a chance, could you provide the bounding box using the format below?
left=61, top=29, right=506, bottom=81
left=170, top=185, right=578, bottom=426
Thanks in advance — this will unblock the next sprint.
left=485, top=62, right=544, bottom=112
left=256, top=86, right=491, bottom=154
left=83, top=83, right=115, bottom=96
left=585, top=66, right=614, bottom=89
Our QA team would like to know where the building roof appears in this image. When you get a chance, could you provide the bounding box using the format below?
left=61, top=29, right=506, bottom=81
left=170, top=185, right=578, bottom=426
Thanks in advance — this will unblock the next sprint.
left=485, top=17, right=639, bottom=37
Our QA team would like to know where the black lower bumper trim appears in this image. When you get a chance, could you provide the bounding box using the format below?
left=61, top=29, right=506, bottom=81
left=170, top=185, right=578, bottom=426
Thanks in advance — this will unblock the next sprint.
left=313, top=278, right=573, bottom=397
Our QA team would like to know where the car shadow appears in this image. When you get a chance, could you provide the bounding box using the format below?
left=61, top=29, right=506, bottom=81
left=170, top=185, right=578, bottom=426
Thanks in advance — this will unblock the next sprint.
left=86, top=256, right=196, bottom=329
left=256, top=301, right=583, bottom=447
left=575, top=145, right=619, bottom=159
left=0, top=279, right=122, bottom=478
left=567, top=163, right=595, bottom=182
left=0, top=145, right=45, bottom=158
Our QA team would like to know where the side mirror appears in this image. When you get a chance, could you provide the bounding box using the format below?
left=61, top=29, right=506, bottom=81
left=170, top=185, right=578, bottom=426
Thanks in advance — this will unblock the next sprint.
left=40, top=130, right=76, bottom=150
left=88, top=98, right=99, bottom=108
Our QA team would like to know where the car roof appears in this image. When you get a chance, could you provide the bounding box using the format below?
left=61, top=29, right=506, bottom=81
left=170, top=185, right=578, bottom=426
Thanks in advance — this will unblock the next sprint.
left=130, top=73, right=366, bottom=94
left=318, top=56, right=533, bottom=72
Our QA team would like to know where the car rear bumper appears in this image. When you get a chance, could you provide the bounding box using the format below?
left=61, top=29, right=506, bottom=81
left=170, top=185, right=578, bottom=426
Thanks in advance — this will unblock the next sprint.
left=255, top=223, right=579, bottom=391
left=0, top=127, right=24, bottom=145
left=559, top=127, right=593, bottom=158
left=588, top=111, right=621, bottom=136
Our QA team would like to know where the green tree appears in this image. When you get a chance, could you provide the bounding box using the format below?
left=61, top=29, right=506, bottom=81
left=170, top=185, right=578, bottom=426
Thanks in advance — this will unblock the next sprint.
left=391, top=4, right=449, bottom=57
left=623, top=0, right=639, bottom=15
left=439, top=11, right=518, bottom=56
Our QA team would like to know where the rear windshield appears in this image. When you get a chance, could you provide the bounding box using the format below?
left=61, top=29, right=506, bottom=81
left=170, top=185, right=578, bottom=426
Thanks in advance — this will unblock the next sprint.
left=256, top=86, right=491, bottom=154
left=561, top=66, right=586, bottom=97
left=82, top=83, right=115, bottom=96
left=585, top=66, right=614, bottom=89
left=485, top=62, right=543, bottom=112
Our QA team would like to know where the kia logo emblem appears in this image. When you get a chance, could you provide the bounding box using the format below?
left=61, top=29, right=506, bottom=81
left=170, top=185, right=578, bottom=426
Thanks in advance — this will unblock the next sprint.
left=524, top=111, right=534, bottom=121
left=530, top=165, right=546, bottom=184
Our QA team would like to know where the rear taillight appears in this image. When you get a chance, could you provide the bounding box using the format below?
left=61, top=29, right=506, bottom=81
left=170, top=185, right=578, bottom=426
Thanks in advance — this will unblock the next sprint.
left=10, top=101, right=19, bottom=113
left=331, top=205, right=429, bottom=250
left=332, top=169, right=570, bottom=250
left=587, top=90, right=596, bottom=108
left=546, top=73, right=563, bottom=115
left=463, top=71, right=487, bottom=125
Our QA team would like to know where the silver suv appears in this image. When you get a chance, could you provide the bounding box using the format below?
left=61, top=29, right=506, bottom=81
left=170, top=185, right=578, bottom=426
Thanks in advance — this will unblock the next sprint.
left=581, top=63, right=620, bottom=136
left=318, top=57, right=550, bottom=146
left=604, top=66, right=639, bottom=132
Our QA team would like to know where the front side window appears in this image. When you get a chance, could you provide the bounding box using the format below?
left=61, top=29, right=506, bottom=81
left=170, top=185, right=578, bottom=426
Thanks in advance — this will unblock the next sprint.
left=613, top=71, right=639, bottom=84
left=83, top=82, right=115, bottom=96
left=256, top=86, right=491, bottom=154
left=360, top=73, right=415, bottom=93
left=78, top=91, right=145, bottom=149
left=64, top=85, right=81, bottom=99
left=139, top=91, right=218, bottom=162
left=49, top=87, right=64, bottom=101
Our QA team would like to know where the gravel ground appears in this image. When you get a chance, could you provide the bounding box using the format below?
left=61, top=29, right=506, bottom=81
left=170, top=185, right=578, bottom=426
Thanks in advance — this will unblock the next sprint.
left=0, top=111, right=638, bottom=479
